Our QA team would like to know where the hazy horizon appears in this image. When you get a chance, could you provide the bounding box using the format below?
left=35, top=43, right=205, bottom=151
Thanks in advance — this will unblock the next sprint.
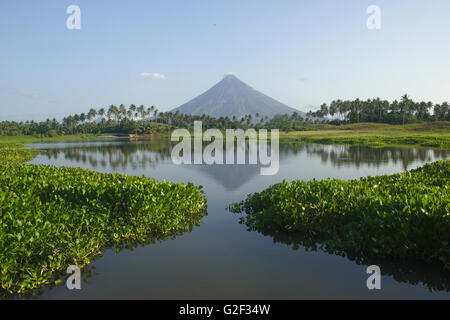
left=1, top=0, right=450, bottom=121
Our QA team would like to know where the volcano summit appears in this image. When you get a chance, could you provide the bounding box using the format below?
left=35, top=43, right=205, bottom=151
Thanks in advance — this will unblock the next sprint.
left=171, top=74, right=304, bottom=119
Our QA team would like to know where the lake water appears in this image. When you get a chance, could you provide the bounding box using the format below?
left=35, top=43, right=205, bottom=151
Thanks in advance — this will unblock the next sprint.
left=26, top=138, right=450, bottom=299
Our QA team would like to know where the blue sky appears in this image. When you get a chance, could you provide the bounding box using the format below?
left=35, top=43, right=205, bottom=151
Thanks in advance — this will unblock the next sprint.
left=1, top=0, right=449, bottom=121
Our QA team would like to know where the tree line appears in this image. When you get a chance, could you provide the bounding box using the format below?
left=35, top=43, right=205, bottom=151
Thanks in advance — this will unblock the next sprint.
left=0, top=95, right=448, bottom=137
left=306, top=94, right=449, bottom=124
left=0, top=104, right=291, bottom=136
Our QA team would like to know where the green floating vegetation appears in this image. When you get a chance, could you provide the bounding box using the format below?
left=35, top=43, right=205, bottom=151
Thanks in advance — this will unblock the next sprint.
left=0, top=146, right=207, bottom=294
left=0, top=143, right=39, bottom=164
left=230, top=160, right=450, bottom=270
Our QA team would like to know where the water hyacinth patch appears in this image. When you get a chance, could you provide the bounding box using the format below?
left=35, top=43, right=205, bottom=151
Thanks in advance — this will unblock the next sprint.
left=230, top=160, right=450, bottom=270
left=0, top=162, right=207, bottom=295
left=0, top=143, right=39, bottom=164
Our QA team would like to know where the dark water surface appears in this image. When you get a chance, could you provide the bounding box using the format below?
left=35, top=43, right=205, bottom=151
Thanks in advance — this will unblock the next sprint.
left=26, top=139, right=450, bottom=299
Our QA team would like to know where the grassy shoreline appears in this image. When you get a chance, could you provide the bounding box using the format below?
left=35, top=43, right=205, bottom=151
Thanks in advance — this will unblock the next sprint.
left=299, top=134, right=450, bottom=148
left=0, top=134, right=101, bottom=145
left=278, top=122, right=450, bottom=148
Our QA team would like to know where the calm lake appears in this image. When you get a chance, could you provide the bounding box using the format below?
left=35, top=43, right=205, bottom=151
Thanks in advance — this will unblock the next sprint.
left=26, top=139, right=449, bottom=299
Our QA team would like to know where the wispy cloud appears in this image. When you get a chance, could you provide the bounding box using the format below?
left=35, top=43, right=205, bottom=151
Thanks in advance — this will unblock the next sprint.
left=139, top=72, right=165, bottom=79
left=13, top=87, right=57, bottom=104
left=16, top=88, right=40, bottom=100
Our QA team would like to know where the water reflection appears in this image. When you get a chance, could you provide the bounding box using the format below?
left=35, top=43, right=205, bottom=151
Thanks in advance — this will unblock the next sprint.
left=32, top=140, right=449, bottom=190
left=240, top=225, right=450, bottom=292
left=301, top=143, right=449, bottom=170
left=40, top=139, right=172, bottom=171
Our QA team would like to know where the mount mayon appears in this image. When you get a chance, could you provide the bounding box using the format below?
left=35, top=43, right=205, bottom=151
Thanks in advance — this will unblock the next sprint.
left=171, top=74, right=305, bottom=119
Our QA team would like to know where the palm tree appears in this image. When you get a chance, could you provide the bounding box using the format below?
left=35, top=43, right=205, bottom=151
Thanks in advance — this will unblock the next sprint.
left=129, top=104, right=136, bottom=120
left=107, top=105, right=118, bottom=123
left=441, top=102, right=449, bottom=120
left=119, top=104, right=127, bottom=121
left=98, top=108, right=105, bottom=119
left=320, top=103, right=329, bottom=118
left=381, top=100, right=390, bottom=121
left=137, top=105, right=145, bottom=120
left=146, top=107, right=153, bottom=120
left=390, top=100, right=400, bottom=114
left=337, top=100, right=347, bottom=121
left=328, top=103, right=336, bottom=119
left=73, top=114, right=80, bottom=126
left=87, top=108, right=97, bottom=122
left=167, top=112, right=173, bottom=125
left=400, top=94, right=410, bottom=125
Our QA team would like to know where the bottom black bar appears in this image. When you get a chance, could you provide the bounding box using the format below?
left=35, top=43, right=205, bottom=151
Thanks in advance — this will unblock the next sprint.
left=0, top=300, right=446, bottom=318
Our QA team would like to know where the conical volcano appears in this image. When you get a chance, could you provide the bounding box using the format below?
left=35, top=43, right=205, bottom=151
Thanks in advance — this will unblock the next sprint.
left=171, top=74, right=304, bottom=119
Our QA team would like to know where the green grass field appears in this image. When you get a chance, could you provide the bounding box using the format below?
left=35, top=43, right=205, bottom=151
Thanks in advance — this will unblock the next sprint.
left=278, top=122, right=450, bottom=148
left=0, top=134, right=99, bottom=145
